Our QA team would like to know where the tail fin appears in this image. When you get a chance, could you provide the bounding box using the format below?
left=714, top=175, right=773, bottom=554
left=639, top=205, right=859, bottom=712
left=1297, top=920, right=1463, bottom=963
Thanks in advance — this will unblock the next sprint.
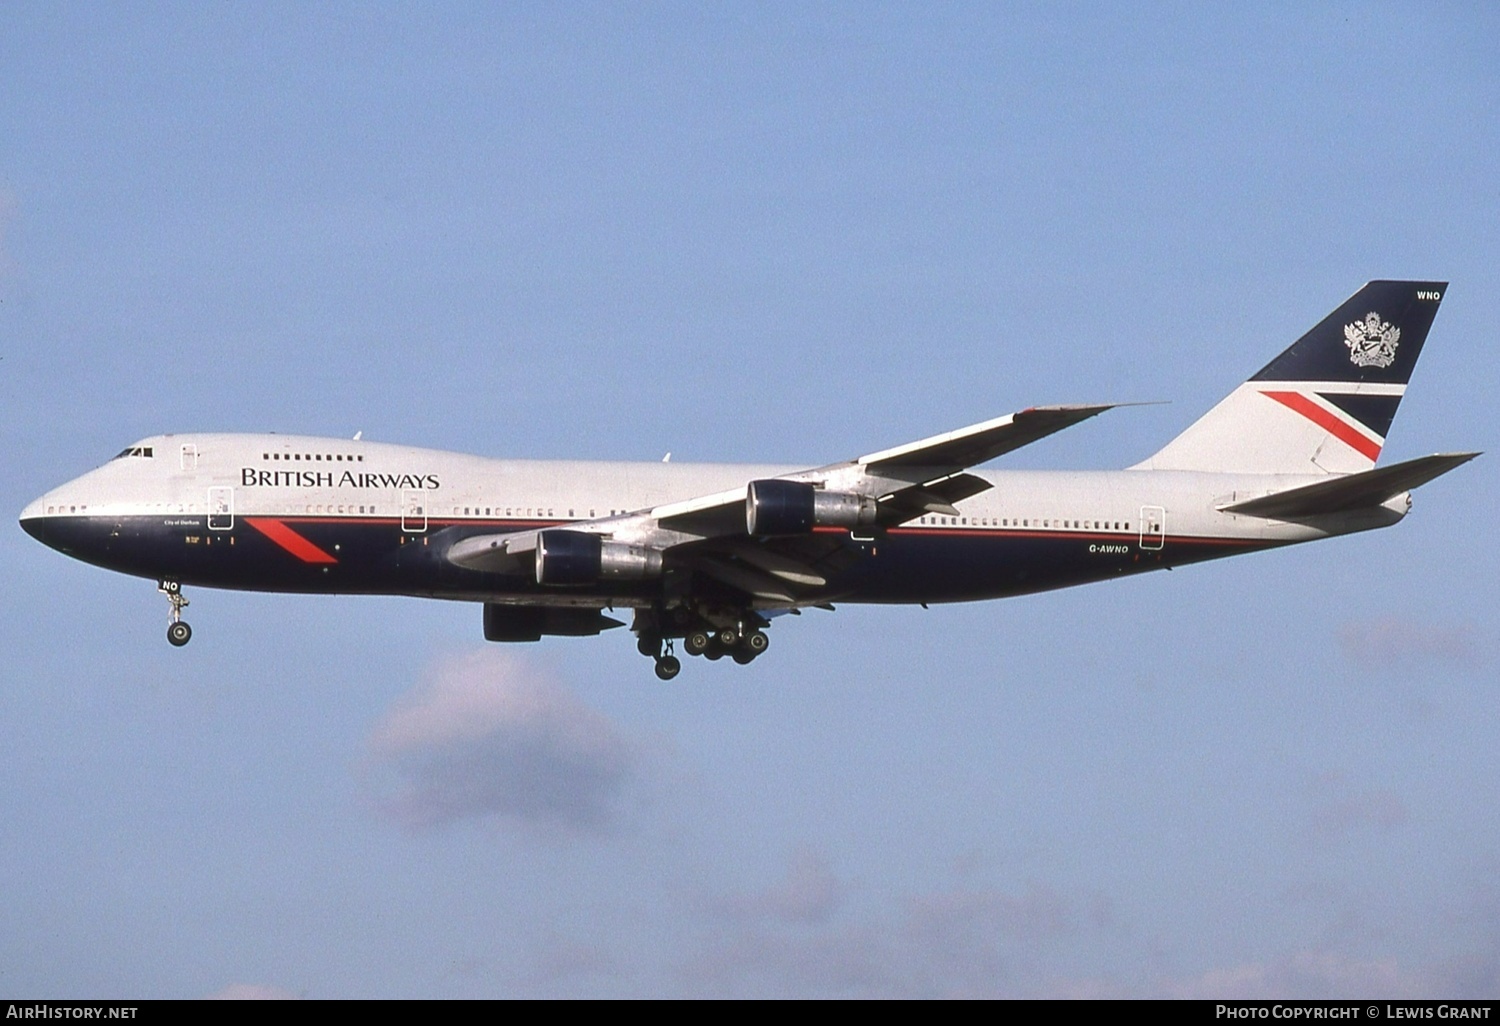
left=1133, top=281, right=1447, bottom=474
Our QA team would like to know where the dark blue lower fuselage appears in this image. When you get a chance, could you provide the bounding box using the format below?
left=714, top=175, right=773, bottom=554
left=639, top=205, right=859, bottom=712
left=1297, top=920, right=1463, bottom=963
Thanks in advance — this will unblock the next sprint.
left=21, top=513, right=1266, bottom=607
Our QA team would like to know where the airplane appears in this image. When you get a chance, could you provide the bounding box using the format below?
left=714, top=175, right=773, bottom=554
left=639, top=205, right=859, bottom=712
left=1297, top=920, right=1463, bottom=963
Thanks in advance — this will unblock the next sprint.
left=19, top=281, right=1477, bottom=680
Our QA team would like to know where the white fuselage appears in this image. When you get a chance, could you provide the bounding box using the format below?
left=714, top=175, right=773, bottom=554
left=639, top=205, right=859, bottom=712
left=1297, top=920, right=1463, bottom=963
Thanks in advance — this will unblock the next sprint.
left=21, top=432, right=1404, bottom=607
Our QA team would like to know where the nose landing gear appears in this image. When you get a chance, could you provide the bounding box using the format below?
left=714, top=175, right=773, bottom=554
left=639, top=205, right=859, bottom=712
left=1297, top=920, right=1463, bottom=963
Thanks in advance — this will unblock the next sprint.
left=159, top=580, right=192, bottom=647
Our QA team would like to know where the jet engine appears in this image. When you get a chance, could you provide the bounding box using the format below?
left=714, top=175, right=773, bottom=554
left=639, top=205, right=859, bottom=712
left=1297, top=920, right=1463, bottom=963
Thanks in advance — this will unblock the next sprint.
left=534, top=529, right=663, bottom=586
left=746, top=479, right=878, bottom=536
left=483, top=604, right=625, bottom=641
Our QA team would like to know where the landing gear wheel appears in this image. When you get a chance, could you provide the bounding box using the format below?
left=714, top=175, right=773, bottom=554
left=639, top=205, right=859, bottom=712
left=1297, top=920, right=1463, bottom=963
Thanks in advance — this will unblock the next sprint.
left=705, top=642, right=725, bottom=661
left=732, top=650, right=755, bottom=665
left=159, top=580, right=192, bottom=647
left=684, top=630, right=712, bottom=656
left=744, top=630, right=769, bottom=655
left=637, top=633, right=663, bottom=658
left=717, top=628, right=739, bottom=648
left=654, top=655, right=681, bottom=681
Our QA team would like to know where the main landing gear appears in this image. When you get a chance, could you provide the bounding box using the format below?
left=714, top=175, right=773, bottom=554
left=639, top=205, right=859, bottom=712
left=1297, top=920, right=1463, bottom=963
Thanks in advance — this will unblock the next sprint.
left=637, top=618, right=770, bottom=679
left=159, top=579, right=192, bottom=647
left=637, top=634, right=682, bottom=681
left=683, top=626, right=769, bottom=665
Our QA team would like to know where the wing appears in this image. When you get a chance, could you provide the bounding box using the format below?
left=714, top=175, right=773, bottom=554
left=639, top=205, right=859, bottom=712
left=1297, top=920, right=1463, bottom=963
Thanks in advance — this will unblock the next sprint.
left=448, top=403, right=1122, bottom=603
left=854, top=403, right=1121, bottom=471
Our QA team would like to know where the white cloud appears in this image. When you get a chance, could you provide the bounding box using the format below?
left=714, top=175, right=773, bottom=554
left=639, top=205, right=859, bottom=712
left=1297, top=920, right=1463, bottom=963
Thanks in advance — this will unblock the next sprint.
left=366, top=650, right=646, bottom=833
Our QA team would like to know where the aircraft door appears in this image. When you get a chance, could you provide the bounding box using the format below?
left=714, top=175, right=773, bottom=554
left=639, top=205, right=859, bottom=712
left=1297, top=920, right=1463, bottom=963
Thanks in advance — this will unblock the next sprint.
left=1139, top=505, right=1165, bottom=551
left=207, top=487, right=234, bottom=531
left=401, top=489, right=428, bottom=533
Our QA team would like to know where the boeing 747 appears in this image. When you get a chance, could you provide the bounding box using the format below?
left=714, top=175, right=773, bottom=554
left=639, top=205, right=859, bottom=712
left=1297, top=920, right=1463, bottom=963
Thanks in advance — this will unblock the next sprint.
left=20, top=281, right=1476, bottom=678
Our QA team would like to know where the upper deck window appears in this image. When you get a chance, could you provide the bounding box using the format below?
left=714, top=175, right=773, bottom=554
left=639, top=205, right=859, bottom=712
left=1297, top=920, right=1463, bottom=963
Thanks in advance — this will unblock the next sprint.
left=262, top=451, right=363, bottom=462
left=112, top=446, right=155, bottom=460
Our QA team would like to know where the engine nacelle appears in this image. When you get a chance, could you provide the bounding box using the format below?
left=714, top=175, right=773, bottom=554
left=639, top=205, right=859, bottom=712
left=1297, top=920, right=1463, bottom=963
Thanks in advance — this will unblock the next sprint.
left=745, top=479, right=878, bottom=536
left=534, top=529, right=663, bottom=586
left=483, top=604, right=625, bottom=642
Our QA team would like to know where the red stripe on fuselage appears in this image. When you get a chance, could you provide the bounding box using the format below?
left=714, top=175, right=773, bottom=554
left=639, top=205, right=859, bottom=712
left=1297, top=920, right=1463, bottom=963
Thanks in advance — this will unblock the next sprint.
left=244, top=518, right=339, bottom=563
left=1261, top=390, right=1382, bottom=461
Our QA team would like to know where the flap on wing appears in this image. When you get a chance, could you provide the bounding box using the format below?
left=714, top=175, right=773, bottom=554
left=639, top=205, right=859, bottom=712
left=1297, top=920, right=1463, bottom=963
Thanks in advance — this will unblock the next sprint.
left=857, top=404, right=1119, bottom=471
left=665, top=530, right=865, bottom=607
left=1221, top=452, right=1479, bottom=519
left=877, top=472, right=993, bottom=521
left=694, top=557, right=800, bottom=603
left=713, top=539, right=828, bottom=587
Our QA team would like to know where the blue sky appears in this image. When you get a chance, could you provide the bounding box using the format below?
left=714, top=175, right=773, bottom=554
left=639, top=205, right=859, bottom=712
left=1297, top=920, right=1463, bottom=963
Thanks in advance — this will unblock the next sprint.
left=3, top=3, right=1497, bottom=998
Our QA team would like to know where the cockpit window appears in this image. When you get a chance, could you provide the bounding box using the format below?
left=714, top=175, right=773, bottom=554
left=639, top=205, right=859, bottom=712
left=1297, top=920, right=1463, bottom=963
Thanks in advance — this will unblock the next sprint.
left=112, top=446, right=155, bottom=460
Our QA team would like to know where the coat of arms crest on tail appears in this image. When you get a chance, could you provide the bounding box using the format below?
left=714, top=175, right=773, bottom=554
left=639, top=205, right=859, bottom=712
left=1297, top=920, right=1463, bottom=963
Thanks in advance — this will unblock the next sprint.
left=1344, top=311, right=1401, bottom=368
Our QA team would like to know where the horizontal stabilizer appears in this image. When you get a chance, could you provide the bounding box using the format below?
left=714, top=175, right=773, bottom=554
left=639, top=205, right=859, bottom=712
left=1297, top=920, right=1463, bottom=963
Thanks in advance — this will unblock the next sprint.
left=1222, top=452, right=1479, bottom=519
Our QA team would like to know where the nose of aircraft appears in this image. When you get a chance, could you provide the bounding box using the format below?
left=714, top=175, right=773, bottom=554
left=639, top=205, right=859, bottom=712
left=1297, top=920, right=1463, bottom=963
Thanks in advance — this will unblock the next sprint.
left=19, top=493, right=56, bottom=547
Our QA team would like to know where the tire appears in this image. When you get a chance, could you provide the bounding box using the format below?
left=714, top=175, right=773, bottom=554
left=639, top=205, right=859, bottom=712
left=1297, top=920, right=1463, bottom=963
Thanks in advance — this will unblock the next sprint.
left=684, top=630, right=711, bottom=656
left=167, top=621, right=192, bottom=647
left=744, top=630, right=769, bottom=654
left=655, top=655, right=681, bottom=681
